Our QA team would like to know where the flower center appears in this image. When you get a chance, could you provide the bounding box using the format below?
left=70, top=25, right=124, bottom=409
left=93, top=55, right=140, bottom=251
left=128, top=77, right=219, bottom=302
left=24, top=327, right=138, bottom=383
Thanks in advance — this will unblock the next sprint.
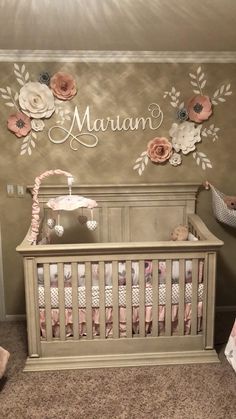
left=157, top=145, right=164, bottom=155
left=61, top=81, right=68, bottom=91
left=193, top=103, right=203, bottom=114
left=16, top=119, right=25, bottom=129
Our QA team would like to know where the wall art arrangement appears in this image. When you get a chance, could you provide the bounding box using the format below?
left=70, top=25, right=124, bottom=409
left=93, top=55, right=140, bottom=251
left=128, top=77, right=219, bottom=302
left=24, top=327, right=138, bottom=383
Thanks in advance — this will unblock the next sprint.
left=0, top=64, right=232, bottom=174
left=133, top=66, right=232, bottom=174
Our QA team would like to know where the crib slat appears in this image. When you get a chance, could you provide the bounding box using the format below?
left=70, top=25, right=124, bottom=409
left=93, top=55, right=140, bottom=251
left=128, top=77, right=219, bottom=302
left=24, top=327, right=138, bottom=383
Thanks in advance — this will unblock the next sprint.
left=112, top=261, right=119, bottom=339
left=85, top=262, right=93, bottom=340
left=178, top=259, right=185, bottom=336
left=126, top=260, right=132, bottom=338
left=43, top=263, right=52, bottom=341
left=99, top=262, right=106, bottom=339
left=139, top=260, right=145, bottom=337
left=58, top=263, right=66, bottom=341
left=71, top=262, right=79, bottom=340
left=191, top=259, right=198, bottom=335
left=165, top=260, right=172, bottom=336
left=151, top=260, right=159, bottom=337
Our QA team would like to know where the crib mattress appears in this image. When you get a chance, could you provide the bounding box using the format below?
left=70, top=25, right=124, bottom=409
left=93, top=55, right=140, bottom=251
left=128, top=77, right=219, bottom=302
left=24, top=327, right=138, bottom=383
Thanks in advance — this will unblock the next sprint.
left=38, top=283, right=203, bottom=309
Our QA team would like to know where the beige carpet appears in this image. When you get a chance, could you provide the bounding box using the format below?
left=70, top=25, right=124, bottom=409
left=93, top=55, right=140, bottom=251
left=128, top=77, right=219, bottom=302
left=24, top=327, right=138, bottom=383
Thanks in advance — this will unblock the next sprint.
left=0, top=318, right=235, bottom=419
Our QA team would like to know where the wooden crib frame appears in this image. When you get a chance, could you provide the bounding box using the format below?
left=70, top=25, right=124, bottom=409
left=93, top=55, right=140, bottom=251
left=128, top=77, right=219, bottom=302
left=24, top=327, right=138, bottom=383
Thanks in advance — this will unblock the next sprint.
left=17, top=183, right=223, bottom=371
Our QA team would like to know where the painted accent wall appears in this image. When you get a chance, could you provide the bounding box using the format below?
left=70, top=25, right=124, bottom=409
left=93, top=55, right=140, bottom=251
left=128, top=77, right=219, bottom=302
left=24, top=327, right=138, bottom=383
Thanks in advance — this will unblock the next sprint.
left=0, top=60, right=235, bottom=314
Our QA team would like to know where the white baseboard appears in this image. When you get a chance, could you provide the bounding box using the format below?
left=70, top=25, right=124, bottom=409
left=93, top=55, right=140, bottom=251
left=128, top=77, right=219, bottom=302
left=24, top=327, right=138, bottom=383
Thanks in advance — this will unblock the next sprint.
left=4, top=314, right=26, bottom=321
left=216, top=306, right=236, bottom=313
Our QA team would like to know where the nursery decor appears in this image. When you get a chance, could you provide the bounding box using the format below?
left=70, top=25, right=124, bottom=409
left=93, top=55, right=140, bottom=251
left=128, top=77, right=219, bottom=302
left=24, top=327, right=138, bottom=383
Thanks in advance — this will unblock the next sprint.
left=28, top=169, right=98, bottom=245
left=205, top=181, right=236, bottom=228
left=133, top=66, right=232, bottom=175
left=0, top=63, right=232, bottom=174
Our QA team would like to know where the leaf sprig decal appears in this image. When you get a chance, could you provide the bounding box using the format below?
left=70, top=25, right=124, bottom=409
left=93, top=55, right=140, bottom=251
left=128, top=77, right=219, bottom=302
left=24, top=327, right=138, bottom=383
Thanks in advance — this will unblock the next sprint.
left=201, top=124, right=220, bottom=142
left=14, top=63, right=29, bottom=86
left=133, top=151, right=149, bottom=176
left=20, top=132, right=37, bottom=156
left=211, top=84, right=232, bottom=105
left=189, top=66, right=206, bottom=95
left=163, top=87, right=181, bottom=108
left=193, top=151, right=212, bottom=170
left=0, top=87, right=19, bottom=109
left=55, top=106, right=71, bottom=125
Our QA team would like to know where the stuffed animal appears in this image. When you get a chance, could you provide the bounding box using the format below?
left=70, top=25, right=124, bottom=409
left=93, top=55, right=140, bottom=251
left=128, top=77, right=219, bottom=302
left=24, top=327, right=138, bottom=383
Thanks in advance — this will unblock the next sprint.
left=171, top=224, right=189, bottom=241
left=223, top=195, right=236, bottom=210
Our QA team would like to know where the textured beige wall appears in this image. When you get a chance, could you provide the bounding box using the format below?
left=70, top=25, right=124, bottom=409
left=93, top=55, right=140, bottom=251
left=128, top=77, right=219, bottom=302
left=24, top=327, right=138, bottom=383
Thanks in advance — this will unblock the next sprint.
left=0, top=61, right=235, bottom=314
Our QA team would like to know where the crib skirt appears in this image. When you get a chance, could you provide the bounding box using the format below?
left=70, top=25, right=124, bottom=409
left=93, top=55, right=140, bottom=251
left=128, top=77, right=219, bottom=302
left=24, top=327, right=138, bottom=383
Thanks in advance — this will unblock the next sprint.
left=39, top=302, right=203, bottom=338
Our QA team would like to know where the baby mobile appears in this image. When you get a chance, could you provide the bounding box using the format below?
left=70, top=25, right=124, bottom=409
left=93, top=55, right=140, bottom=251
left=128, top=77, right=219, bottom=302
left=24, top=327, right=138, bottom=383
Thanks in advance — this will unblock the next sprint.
left=29, top=169, right=98, bottom=245
left=133, top=66, right=232, bottom=175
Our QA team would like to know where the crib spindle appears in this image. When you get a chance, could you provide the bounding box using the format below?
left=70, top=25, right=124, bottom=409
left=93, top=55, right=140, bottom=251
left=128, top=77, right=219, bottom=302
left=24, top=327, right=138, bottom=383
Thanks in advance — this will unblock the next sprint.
left=191, top=259, right=199, bottom=335
left=43, top=263, right=53, bottom=341
left=85, top=262, right=93, bottom=339
left=151, top=260, right=159, bottom=337
left=165, top=260, right=172, bottom=336
left=71, top=262, right=79, bottom=340
left=139, top=260, right=146, bottom=337
left=58, top=263, right=66, bottom=341
left=112, top=261, right=119, bottom=339
left=99, top=262, right=106, bottom=339
left=126, top=260, right=132, bottom=338
left=178, top=259, right=185, bottom=336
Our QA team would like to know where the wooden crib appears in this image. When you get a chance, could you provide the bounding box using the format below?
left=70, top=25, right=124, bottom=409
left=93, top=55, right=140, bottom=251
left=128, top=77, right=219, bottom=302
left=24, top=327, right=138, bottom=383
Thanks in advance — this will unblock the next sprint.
left=17, top=183, right=223, bottom=371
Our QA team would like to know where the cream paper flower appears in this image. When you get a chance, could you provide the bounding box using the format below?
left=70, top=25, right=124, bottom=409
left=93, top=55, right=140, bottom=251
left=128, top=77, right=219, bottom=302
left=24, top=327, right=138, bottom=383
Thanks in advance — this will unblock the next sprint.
left=31, top=119, right=45, bottom=132
left=19, top=82, right=55, bottom=119
left=169, top=152, right=182, bottom=166
left=169, top=121, right=202, bottom=155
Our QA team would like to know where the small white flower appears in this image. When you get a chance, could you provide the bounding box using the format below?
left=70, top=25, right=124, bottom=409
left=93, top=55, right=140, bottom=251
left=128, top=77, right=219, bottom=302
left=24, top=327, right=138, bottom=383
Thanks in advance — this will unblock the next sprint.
left=31, top=119, right=45, bottom=132
left=169, top=152, right=182, bottom=166
left=169, top=121, right=202, bottom=155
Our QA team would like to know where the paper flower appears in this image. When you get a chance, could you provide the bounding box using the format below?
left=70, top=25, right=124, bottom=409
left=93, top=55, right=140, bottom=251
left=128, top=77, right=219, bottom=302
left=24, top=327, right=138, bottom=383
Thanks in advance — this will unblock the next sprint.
left=169, top=152, right=182, bottom=166
left=31, top=119, right=45, bottom=132
left=177, top=107, right=188, bottom=122
left=7, top=111, right=31, bottom=138
left=147, top=137, right=173, bottom=163
left=169, top=121, right=202, bottom=155
left=39, top=72, right=51, bottom=86
left=19, top=82, right=55, bottom=119
left=50, top=72, right=77, bottom=101
left=187, top=95, right=212, bottom=123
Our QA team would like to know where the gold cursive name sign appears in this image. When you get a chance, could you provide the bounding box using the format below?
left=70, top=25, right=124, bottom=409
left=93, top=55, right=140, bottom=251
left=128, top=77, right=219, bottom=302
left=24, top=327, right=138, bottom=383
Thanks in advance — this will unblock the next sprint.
left=48, top=103, right=163, bottom=151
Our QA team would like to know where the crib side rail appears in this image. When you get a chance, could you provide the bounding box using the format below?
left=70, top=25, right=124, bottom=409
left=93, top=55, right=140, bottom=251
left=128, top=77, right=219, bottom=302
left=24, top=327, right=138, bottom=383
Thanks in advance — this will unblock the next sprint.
left=188, top=214, right=224, bottom=245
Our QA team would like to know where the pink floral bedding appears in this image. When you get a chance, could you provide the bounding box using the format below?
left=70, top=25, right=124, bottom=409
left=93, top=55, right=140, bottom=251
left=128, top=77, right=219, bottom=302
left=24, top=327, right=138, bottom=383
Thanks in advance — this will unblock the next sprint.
left=225, top=319, right=236, bottom=372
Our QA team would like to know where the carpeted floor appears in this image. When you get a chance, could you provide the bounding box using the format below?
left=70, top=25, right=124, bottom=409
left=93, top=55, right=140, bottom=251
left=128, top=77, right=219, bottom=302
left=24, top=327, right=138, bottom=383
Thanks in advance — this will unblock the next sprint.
left=0, top=316, right=235, bottom=419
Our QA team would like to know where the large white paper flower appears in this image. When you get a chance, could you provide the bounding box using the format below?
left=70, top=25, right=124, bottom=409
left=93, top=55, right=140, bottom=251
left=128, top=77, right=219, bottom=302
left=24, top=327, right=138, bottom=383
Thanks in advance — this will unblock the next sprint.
left=169, top=121, right=202, bottom=155
left=19, top=82, right=55, bottom=119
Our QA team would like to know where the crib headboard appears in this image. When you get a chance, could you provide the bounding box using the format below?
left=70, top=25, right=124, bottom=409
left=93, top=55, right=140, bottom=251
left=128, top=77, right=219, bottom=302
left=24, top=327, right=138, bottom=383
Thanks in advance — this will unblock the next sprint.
left=28, top=183, right=200, bottom=243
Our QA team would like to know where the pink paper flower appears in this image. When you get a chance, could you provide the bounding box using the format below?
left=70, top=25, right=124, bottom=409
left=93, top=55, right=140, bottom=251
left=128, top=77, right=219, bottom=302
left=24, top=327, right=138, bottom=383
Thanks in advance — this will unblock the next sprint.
left=187, top=95, right=212, bottom=123
left=50, top=72, right=77, bottom=100
left=147, top=137, right=173, bottom=163
left=7, top=112, right=31, bottom=138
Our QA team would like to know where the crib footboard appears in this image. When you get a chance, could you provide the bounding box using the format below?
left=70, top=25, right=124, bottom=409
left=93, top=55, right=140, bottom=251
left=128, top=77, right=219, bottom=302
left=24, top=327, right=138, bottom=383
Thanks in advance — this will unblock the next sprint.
left=19, top=238, right=222, bottom=371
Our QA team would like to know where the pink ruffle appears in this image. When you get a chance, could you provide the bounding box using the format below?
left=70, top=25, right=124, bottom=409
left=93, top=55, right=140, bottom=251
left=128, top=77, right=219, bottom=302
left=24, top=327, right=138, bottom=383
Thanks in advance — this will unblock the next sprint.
left=39, top=302, right=203, bottom=338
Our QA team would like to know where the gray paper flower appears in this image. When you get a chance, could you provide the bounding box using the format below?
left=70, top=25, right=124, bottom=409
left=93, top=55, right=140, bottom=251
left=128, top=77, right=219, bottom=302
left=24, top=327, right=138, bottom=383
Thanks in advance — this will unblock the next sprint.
left=177, top=107, right=189, bottom=122
left=39, top=72, right=51, bottom=86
